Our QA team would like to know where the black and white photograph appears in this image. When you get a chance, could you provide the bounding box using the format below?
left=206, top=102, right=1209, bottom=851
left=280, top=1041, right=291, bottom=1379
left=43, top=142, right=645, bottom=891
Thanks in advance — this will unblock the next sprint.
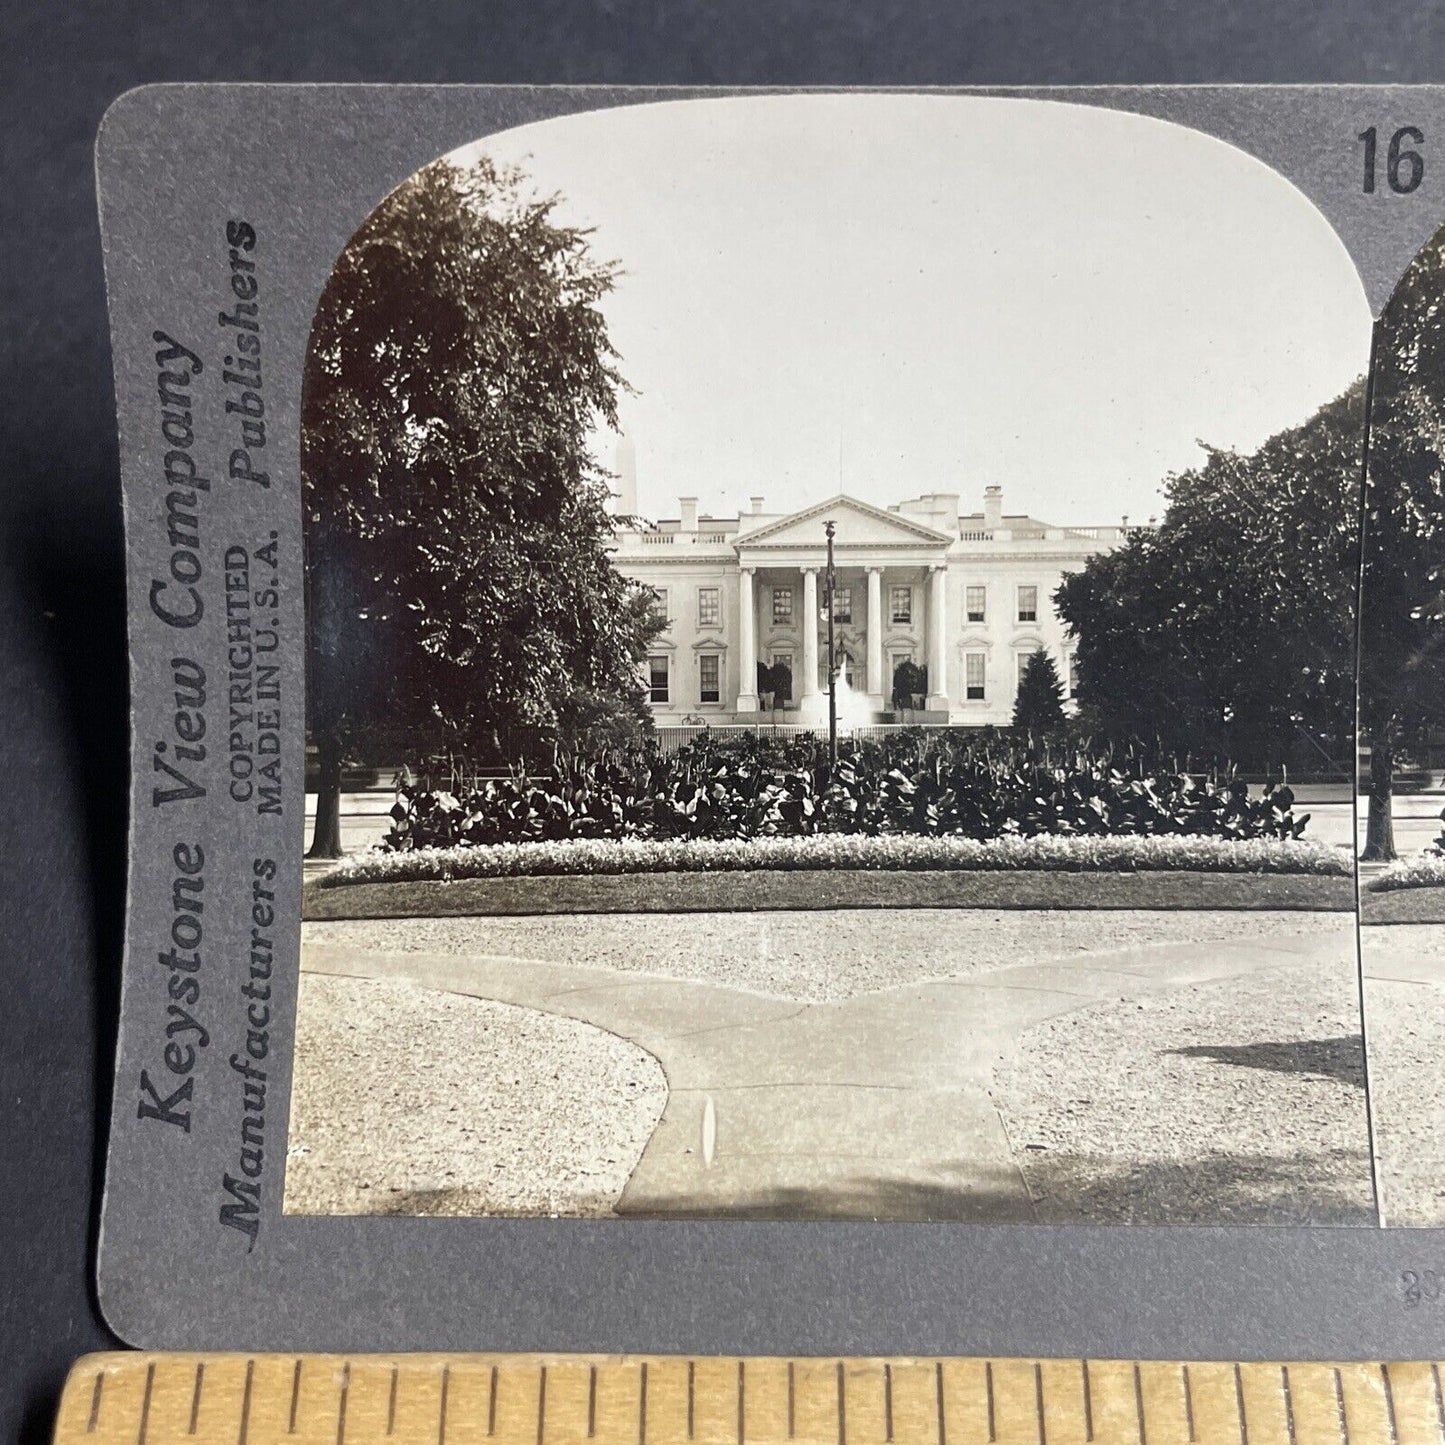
left=290, top=94, right=1375, bottom=1225
left=1354, top=217, right=1445, bottom=1227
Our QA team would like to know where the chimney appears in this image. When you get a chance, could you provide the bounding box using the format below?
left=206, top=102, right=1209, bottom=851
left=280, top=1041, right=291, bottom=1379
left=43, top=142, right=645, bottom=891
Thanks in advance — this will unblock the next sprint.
left=750, top=495, right=765, bottom=514
left=983, top=485, right=1003, bottom=532
left=679, top=496, right=698, bottom=534
left=614, top=434, right=638, bottom=516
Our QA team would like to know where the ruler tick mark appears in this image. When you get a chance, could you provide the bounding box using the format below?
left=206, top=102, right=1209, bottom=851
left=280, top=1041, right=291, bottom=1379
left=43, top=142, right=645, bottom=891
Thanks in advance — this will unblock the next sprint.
left=1083, top=1361, right=1094, bottom=1443
left=838, top=1361, right=848, bottom=1445
left=590, top=1366, right=598, bottom=1440
left=739, top=1361, right=747, bottom=1445
left=189, top=1363, right=205, bottom=1436
left=387, top=1366, right=398, bottom=1438
left=1036, top=1363, right=1047, bottom=1445
left=986, top=1363, right=996, bottom=1445
left=1134, top=1363, right=1147, bottom=1445
left=536, top=1366, right=546, bottom=1445
left=1282, top=1367, right=1297, bottom=1445
left=290, top=1361, right=303, bottom=1435
left=1382, top=1365, right=1399, bottom=1445
left=1182, top=1366, right=1196, bottom=1444
left=137, top=1363, right=155, bottom=1445
left=87, top=1373, right=103, bottom=1433
left=788, top=1362, right=795, bottom=1440
left=1334, top=1368, right=1349, bottom=1445
left=687, top=1362, right=694, bottom=1441
left=1234, top=1364, right=1249, bottom=1445
left=489, top=1365, right=499, bottom=1437
left=936, top=1363, right=946, bottom=1445
left=640, top=1362, right=649, bottom=1445
left=337, top=1362, right=351, bottom=1445
left=1432, top=1363, right=1444, bottom=1442
left=238, top=1362, right=254, bottom=1445
left=439, top=1365, right=451, bottom=1445
left=885, top=1364, right=894, bottom=1444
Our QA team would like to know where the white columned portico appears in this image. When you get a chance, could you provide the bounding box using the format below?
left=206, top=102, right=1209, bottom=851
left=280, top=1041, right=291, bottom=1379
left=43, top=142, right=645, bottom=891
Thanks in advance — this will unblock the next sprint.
left=799, top=566, right=824, bottom=723
left=866, top=566, right=884, bottom=705
left=736, top=566, right=758, bottom=712
left=927, top=564, right=950, bottom=712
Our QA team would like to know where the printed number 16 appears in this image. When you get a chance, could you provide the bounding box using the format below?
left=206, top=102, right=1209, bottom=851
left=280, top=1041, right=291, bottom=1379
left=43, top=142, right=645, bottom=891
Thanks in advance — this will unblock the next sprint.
left=1360, top=126, right=1425, bottom=194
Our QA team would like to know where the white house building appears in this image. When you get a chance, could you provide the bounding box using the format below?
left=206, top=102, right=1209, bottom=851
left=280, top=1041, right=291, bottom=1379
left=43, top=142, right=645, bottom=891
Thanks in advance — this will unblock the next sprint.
left=612, top=478, right=1136, bottom=729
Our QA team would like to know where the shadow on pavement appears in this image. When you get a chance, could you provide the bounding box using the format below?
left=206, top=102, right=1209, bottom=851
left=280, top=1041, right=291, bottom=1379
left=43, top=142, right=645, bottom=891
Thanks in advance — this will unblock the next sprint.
left=1167, top=1035, right=1366, bottom=1087
left=1017, top=1146, right=1376, bottom=1225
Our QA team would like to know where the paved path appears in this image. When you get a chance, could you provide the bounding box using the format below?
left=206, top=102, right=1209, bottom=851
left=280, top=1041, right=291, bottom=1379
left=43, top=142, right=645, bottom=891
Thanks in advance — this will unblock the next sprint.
left=1362, top=925, right=1445, bottom=1226
left=304, top=923, right=1356, bottom=1221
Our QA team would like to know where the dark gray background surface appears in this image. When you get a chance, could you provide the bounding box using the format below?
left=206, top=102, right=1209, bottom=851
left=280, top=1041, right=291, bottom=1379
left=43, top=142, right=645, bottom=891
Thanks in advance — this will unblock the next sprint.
left=8, top=2, right=1445, bottom=1441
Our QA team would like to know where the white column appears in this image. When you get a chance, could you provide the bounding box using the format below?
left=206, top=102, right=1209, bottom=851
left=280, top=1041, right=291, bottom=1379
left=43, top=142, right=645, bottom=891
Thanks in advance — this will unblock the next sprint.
left=736, top=567, right=758, bottom=712
left=799, top=566, right=824, bottom=722
left=866, top=566, right=884, bottom=704
left=927, top=564, right=949, bottom=712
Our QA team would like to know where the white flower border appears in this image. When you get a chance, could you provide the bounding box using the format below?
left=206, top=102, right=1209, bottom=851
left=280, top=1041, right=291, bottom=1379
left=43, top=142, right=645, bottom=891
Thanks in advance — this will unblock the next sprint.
left=319, top=832, right=1350, bottom=889
left=1369, top=853, right=1445, bottom=892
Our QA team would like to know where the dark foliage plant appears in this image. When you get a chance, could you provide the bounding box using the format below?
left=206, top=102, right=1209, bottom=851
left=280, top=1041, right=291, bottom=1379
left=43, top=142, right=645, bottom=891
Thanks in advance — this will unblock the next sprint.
left=382, top=729, right=1309, bottom=852
left=1012, top=649, right=1067, bottom=733
left=891, top=659, right=927, bottom=710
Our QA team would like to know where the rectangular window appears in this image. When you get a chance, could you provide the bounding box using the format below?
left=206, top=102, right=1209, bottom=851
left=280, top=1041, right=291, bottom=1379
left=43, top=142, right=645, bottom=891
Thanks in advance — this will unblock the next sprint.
left=1016, top=653, right=1030, bottom=692
left=1017, top=585, right=1038, bottom=623
left=698, top=586, right=721, bottom=627
left=652, top=586, right=670, bottom=623
left=965, top=652, right=986, bottom=701
left=966, top=585, right=986, bottom=623
left=772, top=587, right=794, bottom=623
left=771, top=652, right=793, bottom=703
left=648, top=655, right=669, bottom=704
left=831, top=585, right=852, bottom=623
left=1068, top=653, right=1080, bottom=698
left=699, top=654, right=720, bottom=704
left=890, top=586, right=912, bottom=624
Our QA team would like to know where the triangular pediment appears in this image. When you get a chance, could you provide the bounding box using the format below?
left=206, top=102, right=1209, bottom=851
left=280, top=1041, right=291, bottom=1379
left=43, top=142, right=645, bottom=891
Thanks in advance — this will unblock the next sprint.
left=737, top=494, right=952, bottom=551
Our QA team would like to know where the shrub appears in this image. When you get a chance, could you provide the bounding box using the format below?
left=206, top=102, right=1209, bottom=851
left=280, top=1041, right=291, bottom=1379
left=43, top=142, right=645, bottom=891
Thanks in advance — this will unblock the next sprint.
left=321, top=831, right=1347, bottom=888
left=892, top=660, right=927, bottom=710
left=381, top=729, right=1314, bottom=853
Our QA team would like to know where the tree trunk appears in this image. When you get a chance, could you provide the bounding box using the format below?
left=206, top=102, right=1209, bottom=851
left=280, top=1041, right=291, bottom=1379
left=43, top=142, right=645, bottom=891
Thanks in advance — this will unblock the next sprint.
left=1360, top=732, right=1397, bottom=862
left=307, top=729, right=344, bottom=859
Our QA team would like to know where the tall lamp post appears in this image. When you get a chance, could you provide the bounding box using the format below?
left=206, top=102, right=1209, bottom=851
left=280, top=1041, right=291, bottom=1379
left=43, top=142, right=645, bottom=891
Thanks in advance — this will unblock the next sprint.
left=824, top=520, right=838, bottom=767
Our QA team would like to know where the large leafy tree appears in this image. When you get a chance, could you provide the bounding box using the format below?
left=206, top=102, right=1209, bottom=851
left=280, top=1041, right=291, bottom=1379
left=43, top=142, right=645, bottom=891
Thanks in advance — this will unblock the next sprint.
left=1359, top=230, right=1445, bottom=860
left=303, top=155, right=662, bottom=856
left=1055, top=387, right=1366, bottom=773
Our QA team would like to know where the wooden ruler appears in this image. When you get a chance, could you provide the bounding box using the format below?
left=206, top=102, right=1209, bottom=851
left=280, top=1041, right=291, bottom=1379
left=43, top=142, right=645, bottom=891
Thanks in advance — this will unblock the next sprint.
left=53, top=1354, right=1443, bottom=1445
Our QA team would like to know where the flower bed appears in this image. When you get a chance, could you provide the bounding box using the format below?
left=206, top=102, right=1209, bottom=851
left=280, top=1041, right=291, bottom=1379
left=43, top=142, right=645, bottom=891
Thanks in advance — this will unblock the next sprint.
left=1368, top=854, right=1445, bottom=892
left=319, top=832, right=1349, bottom=889
left=382, top=729, right=1315, bottom=852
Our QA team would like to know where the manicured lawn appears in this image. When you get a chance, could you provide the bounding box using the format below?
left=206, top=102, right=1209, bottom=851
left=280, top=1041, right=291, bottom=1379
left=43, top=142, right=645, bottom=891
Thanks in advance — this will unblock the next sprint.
left=1361, top=886, right=1445, bottom=924
left=305, top=867, right=1355, bottom=921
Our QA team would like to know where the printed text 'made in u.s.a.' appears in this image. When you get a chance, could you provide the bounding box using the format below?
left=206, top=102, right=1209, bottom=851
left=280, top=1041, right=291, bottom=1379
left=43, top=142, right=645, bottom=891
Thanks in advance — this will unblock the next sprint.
left=225, top=539, right=282, bottom=815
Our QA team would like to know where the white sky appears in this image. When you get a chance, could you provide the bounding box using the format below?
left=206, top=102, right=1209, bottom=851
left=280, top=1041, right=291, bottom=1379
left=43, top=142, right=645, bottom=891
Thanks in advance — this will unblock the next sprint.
left=451, top=94, right=1372, bottom=526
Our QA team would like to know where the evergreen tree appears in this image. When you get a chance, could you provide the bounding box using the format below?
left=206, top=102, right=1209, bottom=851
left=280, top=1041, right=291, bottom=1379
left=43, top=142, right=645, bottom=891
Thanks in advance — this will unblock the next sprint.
left=1012, top=649, right=1067, bottom=733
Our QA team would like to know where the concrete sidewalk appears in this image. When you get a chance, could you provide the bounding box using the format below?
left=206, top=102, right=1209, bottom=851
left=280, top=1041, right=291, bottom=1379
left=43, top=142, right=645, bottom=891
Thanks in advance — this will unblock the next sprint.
left=1362, top=925, right=1445, bottom=1226
left=303, top=922, right=1359, bottom=1222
